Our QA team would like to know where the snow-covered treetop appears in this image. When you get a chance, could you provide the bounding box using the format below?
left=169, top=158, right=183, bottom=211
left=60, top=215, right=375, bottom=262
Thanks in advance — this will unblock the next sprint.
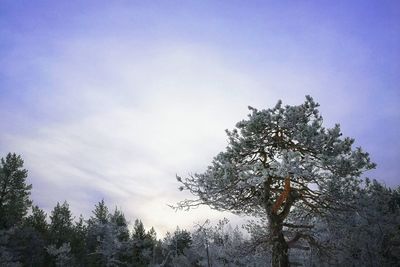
left=176, top=96, right=376, bottom=218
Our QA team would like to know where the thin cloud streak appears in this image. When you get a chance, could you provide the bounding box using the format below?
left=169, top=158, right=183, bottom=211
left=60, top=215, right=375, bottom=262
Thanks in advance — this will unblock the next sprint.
left=1, top=1, right=399, bottom=234
left=2, top=44, right=269, bottom=233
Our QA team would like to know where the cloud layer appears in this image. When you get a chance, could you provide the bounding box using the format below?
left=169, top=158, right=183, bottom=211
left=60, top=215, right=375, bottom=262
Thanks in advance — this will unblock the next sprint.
left=1, top=1, right=399, bottom=234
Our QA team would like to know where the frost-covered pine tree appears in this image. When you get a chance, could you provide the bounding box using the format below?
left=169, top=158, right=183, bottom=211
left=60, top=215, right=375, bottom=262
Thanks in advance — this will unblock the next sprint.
left=86, top=201, right=130, bottom=266
left=46, top=242, right=72, bottom=267
left=318, top=178, right=400, bottom=266
left=48, top=201, right=76, bottom=265
left=49, top=201, right=74, bottom=247
left=132, top=219, right=149, bottom=266
left=0, top=153, right=32, bottom=229
left=25, top=205, right=48, bottom=236
left=176, top=96, right=375, bottom=267
left=189, top=218, right=270, bottom=266
left=161, top=227, right=193, bottom=266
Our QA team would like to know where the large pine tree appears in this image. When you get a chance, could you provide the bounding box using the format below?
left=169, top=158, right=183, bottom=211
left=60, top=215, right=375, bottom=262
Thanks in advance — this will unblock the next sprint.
left=176, top=96, right=375, bottom=267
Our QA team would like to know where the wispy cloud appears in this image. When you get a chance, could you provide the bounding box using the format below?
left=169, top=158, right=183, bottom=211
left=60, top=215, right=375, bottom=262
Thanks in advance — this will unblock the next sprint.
left=1, top=1, right=399, bottom=234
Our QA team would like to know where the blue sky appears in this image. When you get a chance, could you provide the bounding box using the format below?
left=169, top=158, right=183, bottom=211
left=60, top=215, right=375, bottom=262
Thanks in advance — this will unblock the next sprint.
left=1, top=0, right=399, bottom=234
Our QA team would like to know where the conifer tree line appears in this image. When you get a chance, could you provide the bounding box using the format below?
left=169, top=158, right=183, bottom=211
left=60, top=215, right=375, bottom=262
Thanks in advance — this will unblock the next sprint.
left=0, top=98, right=399, bottom=266
left=0, top=153, right=269, bottom=266
left=1, top=155, right=399, bottom=266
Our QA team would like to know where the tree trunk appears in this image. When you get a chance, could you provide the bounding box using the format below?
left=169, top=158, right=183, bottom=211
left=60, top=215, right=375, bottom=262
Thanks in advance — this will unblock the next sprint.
left=271, top=232, right=289, bottom=267
left=270, top=216, right=289, bottom=267
left=263, top=176, right=292, bottom=266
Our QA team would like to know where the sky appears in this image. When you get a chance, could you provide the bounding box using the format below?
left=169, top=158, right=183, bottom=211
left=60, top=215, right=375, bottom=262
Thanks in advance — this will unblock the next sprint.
left=1, top=0, right=399, bottom=235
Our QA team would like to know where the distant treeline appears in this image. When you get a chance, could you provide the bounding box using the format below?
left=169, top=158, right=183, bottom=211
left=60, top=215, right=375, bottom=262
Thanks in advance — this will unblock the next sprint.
left=0, top=152, right=399, bottom=266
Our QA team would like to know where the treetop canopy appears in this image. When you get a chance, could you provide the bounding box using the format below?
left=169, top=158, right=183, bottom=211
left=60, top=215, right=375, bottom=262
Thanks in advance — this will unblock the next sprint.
left=176, top=96, right=375, bottom=217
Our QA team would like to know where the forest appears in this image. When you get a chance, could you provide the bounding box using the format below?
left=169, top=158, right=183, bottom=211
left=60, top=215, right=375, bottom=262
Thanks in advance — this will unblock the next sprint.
left=0, top=153, right=399, bottom=267
left=1, top=98, right=399, bottom=267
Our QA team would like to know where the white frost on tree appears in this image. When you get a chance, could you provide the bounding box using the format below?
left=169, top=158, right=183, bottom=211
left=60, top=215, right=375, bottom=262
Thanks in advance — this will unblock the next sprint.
left=176, top=96, right=375, bottom=267
left=46, top=242, right=72, bottom=267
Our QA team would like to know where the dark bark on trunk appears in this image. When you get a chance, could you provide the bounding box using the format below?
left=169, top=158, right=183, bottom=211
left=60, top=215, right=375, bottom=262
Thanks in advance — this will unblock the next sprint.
left=270, top=215, right=289, bottom=267
left=263, top=177, right=293, bottom=267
